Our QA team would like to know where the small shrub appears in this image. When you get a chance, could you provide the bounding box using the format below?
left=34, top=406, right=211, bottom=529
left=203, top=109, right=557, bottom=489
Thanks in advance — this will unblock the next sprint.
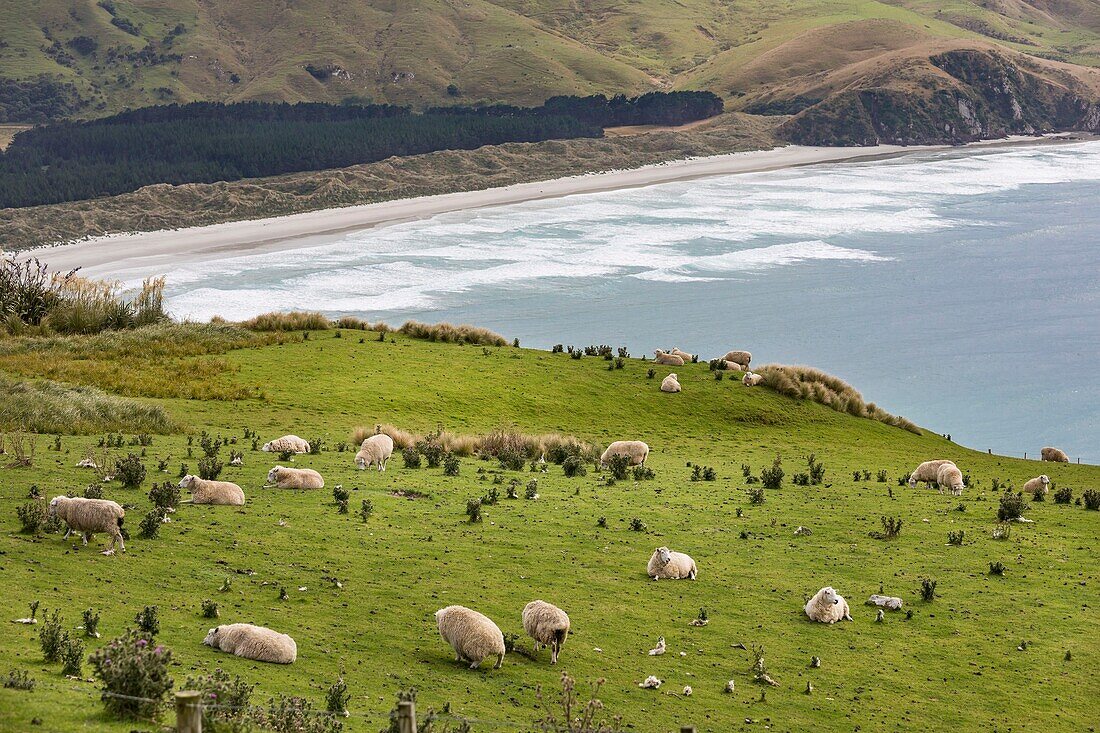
left=332, top=486, right=350, bottom=504
left=947, top=530, right=965, bottom=546
left=920, top=578, right=937, bottom=602
left=17, top=500, right=47, bottom=534
left=279, top=587, right=289, bottom=601
left=870, top=515, right=903, bottom=540
left=89, top=629, right=173, bottom=721
left=748, top=487, right=765, bottom=505
left=420, top=439, right=445, bottom=468
left=135, top=606, right=159, bottom=636
left=646, top=368, right=655, bottom=379
left=525, top=479, right=539, bottom=500
left=498, top=448, right=525, bottom=471
left=998, top=491, right=1027, bottom=521
left=807, top=453, right=825, bottom=485
left=629, top=517, right=646, bottom=532
left=506, top=480, right=519, bottom=500
left=989, top=561, right=1006, bottom=576
left=138, top=509, right=162, bottom=539
left=84, top=483, right=105, bottom=499
left=148, top=481, right=180, bottom=510
left=249, top=693, right=343, bottom=733
left=61, top=635, right=85, bottom=676
left=714, top=370, right=724, bottom=380
left=4, top=670, right=35, bottom=691
left=308, top=437, right=325, bottom=454
left=201, top=600, right=219, bottom=619
left=183, top=667, right=255, bottom=733
left=742, top=464, right=752, bottom=478
left=992, top=523, right=1011, bottom=540
left=358, top=500, right=373, bottom=522
left=198, top=456, right=223, bottom=481
left=482, top=487, right=499, bottom=505
left=1053, top=486, right=1072, bottom=504
left=852, top=471, right=861, bottom=482
left=40, top=609, right=64, bottom=662
left=82, top=608, right=101, bottom=638
left=401, top=447, right=422, bottom=469
left=442, top=452, right=460, bottom=476
left=326, top=677, right=351, bottom=717
left=632, top=465, right=655, bottom=481
left=571, top=350, right=583, bottom=360
left=1031, top=487, right=1046, bottom=502
left=1083, top=489, right=1100, bottom=511
left=792, top=472, right=810, bottom=486
left=607, top=454, right=629, bottom=481
left=760, top=456, right=784, bottom=490
left=277, top=448, right=295, bottom=461
left=466, top=498, right=483, bottom=523
left=115, top=453, right=146, bottom=488
left=552, top=344, right=564, bottom=353
left=876, top=469, right=888, bottom=483
left=562, top=455, right=587, bottom=478
left=597, top=516, right=607, bottom=528
left=861, top=469, right=871, bottom=481
left=615, top=357, right=625, bottom=369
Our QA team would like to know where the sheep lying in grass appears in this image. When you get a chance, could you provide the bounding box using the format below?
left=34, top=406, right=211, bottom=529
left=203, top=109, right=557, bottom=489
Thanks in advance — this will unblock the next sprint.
left=742, top=372, right=763, bottom=386
left=654, top=350, right=685, bottom=366
left=717, top=360, right=743, bottom=372
left=722, top=350, right=751, bottom=369
left=670, top=348, right=695, bottom=363
left=179, top=475, right=245, bottom=505
left=203, top=623, right=296, bottom=664
left=936, top=463, right=965, bottom=495
left=1022, top=475, right=1051, bottom=496
left=600, top=441, right=649, bottom=467
left=266, top=466, right=324, bottom=489
left=435, top=605, right=505, bottom=669
left=660, top=373, right=681, bottom=393
left=261, top=435, right=310, bottom=454
left=908, top=459, right=956, bottom=489
left=522, top=600, right=570, bottom=665
left=647, top=546, right=697, bottom=580
left=805, top=586, right=852, bottom=623
left=1041, top=446, right=1069, bottom=463
left=48, top=496, right=125, bottom=555
left=355, top=434, right=394, bottom=471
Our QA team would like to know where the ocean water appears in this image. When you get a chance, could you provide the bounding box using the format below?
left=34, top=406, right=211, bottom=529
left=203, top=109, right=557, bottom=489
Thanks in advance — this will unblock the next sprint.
left=157, top=141, right=1100, bottom=461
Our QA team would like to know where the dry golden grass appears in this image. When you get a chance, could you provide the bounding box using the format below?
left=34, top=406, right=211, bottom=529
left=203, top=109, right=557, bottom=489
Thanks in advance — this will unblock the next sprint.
left=397, top=320, right=509, bottom=347
left=0, top=125, right=28, bottom=151
left=352, top=424, right=598, bottom=461
left=242, top=311, right=332, bottom=331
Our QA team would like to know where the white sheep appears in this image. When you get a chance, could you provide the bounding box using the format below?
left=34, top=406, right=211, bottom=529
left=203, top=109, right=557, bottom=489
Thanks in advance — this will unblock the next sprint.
left=907, top=459, right=956, bottom=489
left=266, top=466, right=324, bottom=489
left=355, top=434, right=394, bottom=471
left=660, top=373, right=681, bottom=393
left=522, top=600, right=570, bottom=664
left=718, top=360, right=743, bottom=372
left=600, top=441, right=649, bottom=467
left=722, top=350, right=752, bottom=369
left=203, top=623, right=296, bottom=664
left=936, top=463, right=965, bottom=495
left=435, top=605, right=505, bottom=669
left=48, top=496, right=125, bottom=555
left=804, top=586, right=852, bottom=623
left=1022, top=475, right=1051, bottom=496
left=647, top=546, right=697, bottom=580
left=654, top=350, right=685, bottom=366
left=742, top=372, right=763, bottom=386
left=261, top=435, right=311, bottom=454
left=179, top=475, right=245, bottom=505
left=1041, top=446, right=1069, bottom=463
left=670, top=348, right=695, bottom=363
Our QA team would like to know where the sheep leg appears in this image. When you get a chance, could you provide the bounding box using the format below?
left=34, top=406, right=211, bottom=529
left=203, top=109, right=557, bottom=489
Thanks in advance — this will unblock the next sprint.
left=62, top=527, right=72, bottom=540
left=551, top=644, right=559, bottom=665
left=469, top=659, right=481, bottom=669
left=494, top=653, right=504, bottom=669
left=82, top=533, right=90, bottom=546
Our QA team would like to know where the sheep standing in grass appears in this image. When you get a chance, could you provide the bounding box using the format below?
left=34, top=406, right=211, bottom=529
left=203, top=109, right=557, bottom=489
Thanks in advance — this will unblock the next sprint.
left=654, top=350, right=685, bottom=366
left=1041, top=446, right=1069, bottom=463
left=48, top=496, right=125, bottom=555
left=522, top=600, right=570, bottom=665
left=435, top=605, right=505, bottom=669
left=600, top=441, right=649, bottom=467
left=907, top=460, right=956, bottom=489
left=722, top=351, right=752, bottom=369
left=1022, top=475, right=1051, bottom=496
left=355, top=434, right=394, bottom=471
left=670, top=348, right=695, bottom=363
left=742, top=372, right=764, bottom=387
left=647, top=546, right=697, bottom=580
left=805, top=586, right=852, bottom=623
left=261, top=435, right=310, bottom=454
left=203, top=624, right=296, bottom=664
left=936, top=463, right=965, bottom=495
left=661, top=373, right=681, bottom=393
left=179, top=475, right=245, bottom=506
left=266, top=466, right=324, bottom=489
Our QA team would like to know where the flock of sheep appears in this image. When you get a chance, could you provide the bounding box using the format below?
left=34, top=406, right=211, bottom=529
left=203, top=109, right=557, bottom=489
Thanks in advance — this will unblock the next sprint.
left=655, top=348, right=763, bottom=392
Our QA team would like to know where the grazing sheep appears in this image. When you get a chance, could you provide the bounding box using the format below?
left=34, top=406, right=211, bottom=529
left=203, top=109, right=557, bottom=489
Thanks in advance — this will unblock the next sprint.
left=722, top=351, right=752, bottom=369
left=660, top=373, right=681, bottom=393
left=179, top=475, right=245, bottom=506
left=1041, top=446, right=1069, bottom=463
left=647, top=546, right=697, bottom=580
left=907, top=459, right=956, bottom=489
left=48, top=496, right=125, bottom=555
left=265, top=466, right=324, bottom=489
left=435, top=605, right=505, bottom=669
left=261, top=435, right=310, bottom=454
left=804, top=586, right=852, bottom=624
left=522, top=600, right=570, bottom=665
left=203, top=623, right=296, bottom=664
left=936, top=463, right=965, bottom=495
left=1022, top=475, right=1051, bottom=496
left=670, top=348, right=695, bottom=363
left=355, top=434, right=394, bottom=471
left=742, top=372, right=764, bottom=387
left=654, top=350, right=685, bottom=366
left=600, top=441, right=649, bottom=467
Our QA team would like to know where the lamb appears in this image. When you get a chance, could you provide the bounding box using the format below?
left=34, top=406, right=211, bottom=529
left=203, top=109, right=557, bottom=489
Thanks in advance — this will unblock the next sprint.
left=261, top=435, right=311, bottom=454
left=670, top=348, right=695, bottom=363
left=647, top=546, right=697, bottom=580
left=435, top=605, right=505, bottom=669
left=936, top=463, right=965, bottom=495
left=1041, top=446, right=1069, bottom=463
left=355, top=434, right=394, bottom=471
left=265, top=466, right=324, bottom=489
left=722, top=350, right=752, bottom=369
left=203, top=623, right=296, bottom=664
left=1022, top=475, right=1051, bottom=496
left=654, top=350, right=685, bottom=366
left=600, top=441, right=649, bottom=467
left=804, top=586, right=852, bottom=623
left=907, top=459, right=956, bottom=489
left=742, top=372, right=764, bottom=386
left=660, top=373, right=681, bottom=393
left=179, top=475, right=245, bottom=506
left=48, top=496, right=125, bottom=555
left=522, top=600, right=570, bottom=665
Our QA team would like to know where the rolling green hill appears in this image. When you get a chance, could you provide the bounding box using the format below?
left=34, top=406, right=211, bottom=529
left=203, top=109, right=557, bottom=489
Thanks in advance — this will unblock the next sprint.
left=1, top=322, right=1097, bottom=732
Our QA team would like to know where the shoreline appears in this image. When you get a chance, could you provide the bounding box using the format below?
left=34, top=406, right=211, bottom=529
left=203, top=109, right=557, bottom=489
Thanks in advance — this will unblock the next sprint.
left=22, top=133, right=1088, bottom=277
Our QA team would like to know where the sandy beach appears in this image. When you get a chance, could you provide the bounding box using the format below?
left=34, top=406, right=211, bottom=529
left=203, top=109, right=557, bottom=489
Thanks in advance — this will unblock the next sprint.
left=23, top=136, right=1075, bottom=278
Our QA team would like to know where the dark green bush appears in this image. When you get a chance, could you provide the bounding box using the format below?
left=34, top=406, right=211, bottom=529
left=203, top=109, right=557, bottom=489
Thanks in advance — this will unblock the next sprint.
left=115, top=453, right=146, bottom=488
left=89, top=629, right=173, bottom=721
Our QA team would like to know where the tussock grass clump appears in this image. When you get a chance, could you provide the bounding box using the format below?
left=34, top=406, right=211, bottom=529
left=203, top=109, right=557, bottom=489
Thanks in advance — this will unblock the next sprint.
left=354, top=424, right=597, bottom=463
left=242, top=311, right=332, bottom=331
left=398, top=320, right=508, bottom=346
left=0, top=376, right=176, bottom=434
left=755, top=364, right=920, bottom=434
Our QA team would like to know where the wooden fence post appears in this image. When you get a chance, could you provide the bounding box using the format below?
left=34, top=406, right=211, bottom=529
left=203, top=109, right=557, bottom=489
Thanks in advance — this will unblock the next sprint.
left=176, top=690, right=202, bottom=733
left=397, top=700, right=416, bottom=733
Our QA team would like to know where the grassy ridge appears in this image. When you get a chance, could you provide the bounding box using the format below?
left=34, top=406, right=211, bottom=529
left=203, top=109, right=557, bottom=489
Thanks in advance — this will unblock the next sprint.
left=0, top=327, right=1097, bottom=731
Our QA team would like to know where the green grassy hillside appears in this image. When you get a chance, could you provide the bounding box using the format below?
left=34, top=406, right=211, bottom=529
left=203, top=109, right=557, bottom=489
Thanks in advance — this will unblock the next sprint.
left=1, top=324, right=1097, bottom=732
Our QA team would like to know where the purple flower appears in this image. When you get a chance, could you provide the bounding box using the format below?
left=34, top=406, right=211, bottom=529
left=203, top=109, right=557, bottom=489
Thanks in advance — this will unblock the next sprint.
left=154, top=645, right=164, bottom=655
left=136, top=639, right=148, bottom=648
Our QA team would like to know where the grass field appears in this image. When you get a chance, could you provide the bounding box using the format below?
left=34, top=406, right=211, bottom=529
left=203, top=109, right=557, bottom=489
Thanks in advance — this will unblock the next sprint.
left=0, top=325, right=1097, bottom=732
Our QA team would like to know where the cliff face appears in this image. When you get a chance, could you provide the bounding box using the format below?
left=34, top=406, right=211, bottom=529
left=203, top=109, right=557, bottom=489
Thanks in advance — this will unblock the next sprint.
left=778, top=49, right=1100, bottom=146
